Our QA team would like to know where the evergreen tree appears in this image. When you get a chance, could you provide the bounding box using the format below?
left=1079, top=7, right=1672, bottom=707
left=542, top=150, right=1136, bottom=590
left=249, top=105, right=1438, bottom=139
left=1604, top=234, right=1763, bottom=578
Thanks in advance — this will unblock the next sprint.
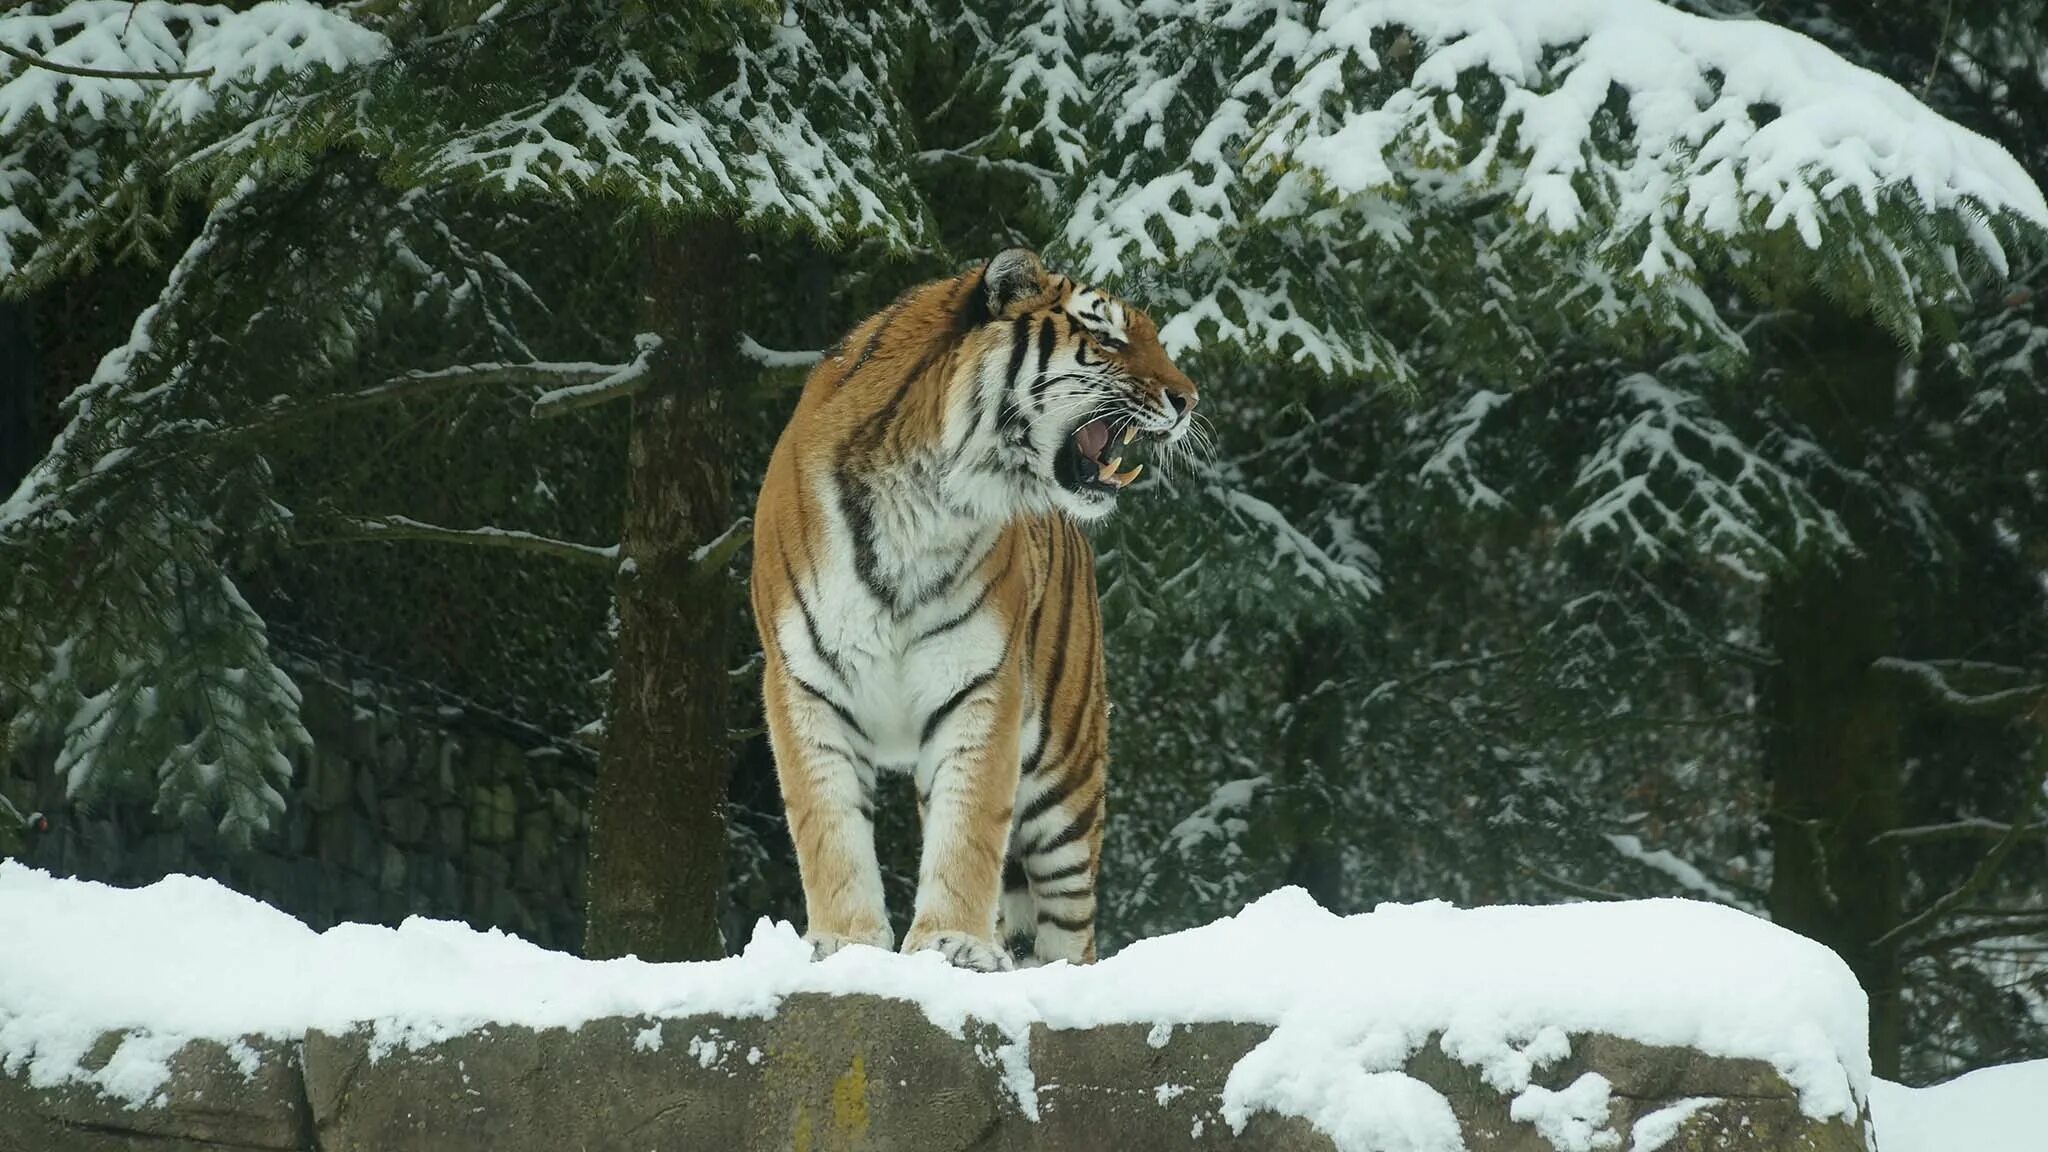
left=0, top=0, right=929, bottom=960
left=5, top=0, right=2046, bottom=1083
left=955, top=0, right=2048, bottom=1078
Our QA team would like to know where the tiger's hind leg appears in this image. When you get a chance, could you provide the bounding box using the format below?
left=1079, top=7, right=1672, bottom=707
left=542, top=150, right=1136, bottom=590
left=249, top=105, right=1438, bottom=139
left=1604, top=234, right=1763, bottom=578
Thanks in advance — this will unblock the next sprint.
left=1012, top=757, right=1105, bottom=965
left=997, top=854, right=1036, bottom=955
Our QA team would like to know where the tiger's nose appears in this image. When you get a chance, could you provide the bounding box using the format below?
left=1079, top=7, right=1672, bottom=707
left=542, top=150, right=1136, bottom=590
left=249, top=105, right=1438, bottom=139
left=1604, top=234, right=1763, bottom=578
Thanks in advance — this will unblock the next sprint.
left=1168, top=391, right=1195, bottom=417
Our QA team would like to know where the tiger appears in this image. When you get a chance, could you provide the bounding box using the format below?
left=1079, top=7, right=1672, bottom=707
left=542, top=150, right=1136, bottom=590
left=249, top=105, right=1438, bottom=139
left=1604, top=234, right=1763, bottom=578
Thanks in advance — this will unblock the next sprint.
left=749, top=248, right=1199, bottom=971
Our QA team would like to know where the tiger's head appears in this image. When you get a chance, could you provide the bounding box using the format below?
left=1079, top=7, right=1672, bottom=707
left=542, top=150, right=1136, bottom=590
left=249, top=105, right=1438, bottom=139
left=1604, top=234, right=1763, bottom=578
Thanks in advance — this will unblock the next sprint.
left=954, top=248, right=1201, bottom=522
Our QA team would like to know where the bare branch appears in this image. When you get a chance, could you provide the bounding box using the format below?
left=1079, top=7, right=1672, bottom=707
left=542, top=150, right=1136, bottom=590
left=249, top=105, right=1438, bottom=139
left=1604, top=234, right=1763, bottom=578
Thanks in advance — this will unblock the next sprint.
left=1875, top=656, right=2048, bottom=718
left=303, top=514, right=618, bottom=567
left=689, top=517, right=752, bottom=577
left=1905, top=916, right=2048, bottom=958
left=0, top=39, right=214, bottom=81
left=1520, top=865, right=1629, bottom=903
left=262, top=359, right=625, bottom=427
left=1873, top=818, right=2048, bottom=846
left=1877, top=726, right=2048, bottom=949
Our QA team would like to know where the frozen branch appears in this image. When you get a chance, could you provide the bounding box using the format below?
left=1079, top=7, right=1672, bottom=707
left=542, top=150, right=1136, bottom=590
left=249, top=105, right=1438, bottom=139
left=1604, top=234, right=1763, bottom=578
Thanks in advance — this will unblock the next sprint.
left=1872, top=818, right=2048, bottom=845
left=738, top=335, right=823, bottom=370
left=1604, top=833, right=1763, bottom=913
left=268, top=359, right=626, bottom=426
left=315, top=514, right=619, bottom=567
left=1873, top=657, right=2047, bottom=717
left=530, top=335, right=659, bottom=419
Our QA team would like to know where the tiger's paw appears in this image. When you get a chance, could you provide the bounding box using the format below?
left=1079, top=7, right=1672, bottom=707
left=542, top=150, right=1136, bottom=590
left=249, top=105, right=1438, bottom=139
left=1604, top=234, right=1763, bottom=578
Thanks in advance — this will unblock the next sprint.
left=806, top=925, right=893, bottom=961
left=902, top=928, right=1015, bottom=972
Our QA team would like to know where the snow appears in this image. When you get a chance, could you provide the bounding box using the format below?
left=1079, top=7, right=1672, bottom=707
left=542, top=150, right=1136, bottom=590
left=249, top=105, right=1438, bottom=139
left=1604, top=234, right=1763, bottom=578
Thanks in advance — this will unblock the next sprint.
left=1627, top=1097, right=1718, bottom=1152
left=0, top=864, right=1875, bottom=1151
left=1511, top=1073, right=1618, bottom=1152
left=1869, top=1059, right=2048, bottom=1152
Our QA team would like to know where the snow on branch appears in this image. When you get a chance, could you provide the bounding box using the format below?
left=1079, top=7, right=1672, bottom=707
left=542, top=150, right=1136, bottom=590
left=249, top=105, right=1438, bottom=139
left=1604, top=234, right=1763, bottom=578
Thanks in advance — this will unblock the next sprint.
left=0, top=39, right=213, bottom=81
left=1417, top=389, right=1514, bottom=510
left=1873, top=657, right=2048, bottom=718
left=267, top=356, right=630, bottom=427
left=1212, top=486, right=1381, bottom=598
left=1873, top=819, right=2048, bottom=846
left=529, top=335, right=658, bottom=420
left=1604, top=833, right=1762, bottom=913
left=1565, top=371, right=1852, bottom=578
left=0, top=2, right=387, bottom=132
left=687, top=516, right=753, bottom=576
left=322, top=514, right=619, bottom=568
left=738, top=334, right=823, bottom=371
left=1053, top=0, right=2048, bottom=373
left=412, top=10, right=924, bottom=245
left=1261, top=1, right=2044, bottom=234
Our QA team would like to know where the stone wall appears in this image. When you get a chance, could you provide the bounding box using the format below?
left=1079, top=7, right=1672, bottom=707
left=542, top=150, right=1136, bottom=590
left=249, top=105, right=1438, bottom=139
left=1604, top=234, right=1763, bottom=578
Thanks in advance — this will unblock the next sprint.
left=0, top=999, right=1872, bottom=1152
left=0, top=656, right=594, bottom=952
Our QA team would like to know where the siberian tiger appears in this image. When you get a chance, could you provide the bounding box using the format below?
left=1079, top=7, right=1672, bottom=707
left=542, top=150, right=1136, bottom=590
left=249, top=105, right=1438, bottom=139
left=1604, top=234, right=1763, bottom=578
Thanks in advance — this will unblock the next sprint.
left=749, top=248, right=1199, bottom=971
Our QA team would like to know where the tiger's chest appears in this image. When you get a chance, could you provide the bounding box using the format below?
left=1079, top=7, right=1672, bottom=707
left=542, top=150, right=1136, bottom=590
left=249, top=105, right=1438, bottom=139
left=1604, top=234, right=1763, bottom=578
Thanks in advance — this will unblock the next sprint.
left=782, top=479, right=1018, bottom=771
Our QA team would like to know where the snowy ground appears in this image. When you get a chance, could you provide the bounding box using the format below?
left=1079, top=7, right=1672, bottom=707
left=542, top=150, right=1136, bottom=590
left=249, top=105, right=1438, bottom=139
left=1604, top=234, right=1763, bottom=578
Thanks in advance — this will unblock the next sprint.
left=1870, top=1060, right=2048, bottom=1152
left=0, top=863, right=2038, bottom=1150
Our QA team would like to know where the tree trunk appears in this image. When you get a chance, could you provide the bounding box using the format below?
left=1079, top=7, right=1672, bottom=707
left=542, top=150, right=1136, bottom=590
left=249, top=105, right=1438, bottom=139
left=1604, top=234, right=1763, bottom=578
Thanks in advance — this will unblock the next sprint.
left=0, top=300, right=37, bottom=490
left=1761, top=310, right=1906, bottom=1079
left=1279, top=630, right=1348, bottom=912
left=584, top=216, right=744, bottom=962
left=1764, top=561, right=1904, bottom=1077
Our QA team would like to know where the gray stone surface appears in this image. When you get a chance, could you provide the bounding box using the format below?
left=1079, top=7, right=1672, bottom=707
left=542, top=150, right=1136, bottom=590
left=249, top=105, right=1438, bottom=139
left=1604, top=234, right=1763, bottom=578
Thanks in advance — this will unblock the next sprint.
left=303, top=994, right=1011, bottom=1152
left=0, top=1009, right=1872, bottom=1151
left=0, top=1035, right=306, bottom=1152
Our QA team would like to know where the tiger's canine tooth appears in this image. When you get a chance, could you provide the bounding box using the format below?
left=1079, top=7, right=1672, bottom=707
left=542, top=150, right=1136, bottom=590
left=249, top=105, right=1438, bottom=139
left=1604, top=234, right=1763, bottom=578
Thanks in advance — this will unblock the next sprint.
left=1113, top=462, right=1144, bottom=486
left=1122, top=425, right=1138, bottom=445
left=1097, top=455, right=1124, bottom=482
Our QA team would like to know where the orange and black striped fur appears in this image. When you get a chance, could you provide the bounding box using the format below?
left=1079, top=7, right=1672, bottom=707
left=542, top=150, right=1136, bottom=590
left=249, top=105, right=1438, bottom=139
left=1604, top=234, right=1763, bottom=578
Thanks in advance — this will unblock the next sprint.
left=750, top=249, right=1198, bottom=970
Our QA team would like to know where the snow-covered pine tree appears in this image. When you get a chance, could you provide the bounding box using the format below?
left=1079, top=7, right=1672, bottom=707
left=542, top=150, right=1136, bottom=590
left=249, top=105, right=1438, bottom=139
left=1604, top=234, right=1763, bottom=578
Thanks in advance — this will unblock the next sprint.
left=0, top=0, right=930, bottom=958
left=947, top=0, right=2048, bottom=1076
left=6, top=2, right=2046, bottom=1071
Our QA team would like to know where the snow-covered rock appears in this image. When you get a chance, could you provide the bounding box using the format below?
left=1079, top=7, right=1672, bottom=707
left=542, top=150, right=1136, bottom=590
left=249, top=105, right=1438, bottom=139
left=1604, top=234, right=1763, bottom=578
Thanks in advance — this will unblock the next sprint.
left=0, top=863, right=1887, bottom=1150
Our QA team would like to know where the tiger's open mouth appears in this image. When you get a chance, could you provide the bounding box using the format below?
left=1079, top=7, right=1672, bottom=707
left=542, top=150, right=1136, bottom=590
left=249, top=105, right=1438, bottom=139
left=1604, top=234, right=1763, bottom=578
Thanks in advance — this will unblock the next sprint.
left=1057, top=414, right=1161, bottom=494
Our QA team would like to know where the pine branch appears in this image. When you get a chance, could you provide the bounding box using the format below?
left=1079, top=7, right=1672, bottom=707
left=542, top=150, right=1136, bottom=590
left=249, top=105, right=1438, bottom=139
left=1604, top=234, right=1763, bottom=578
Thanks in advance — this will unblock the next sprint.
left=305, top=514, right=619, bottom=567
left=0, top=39, right=214, bottom=81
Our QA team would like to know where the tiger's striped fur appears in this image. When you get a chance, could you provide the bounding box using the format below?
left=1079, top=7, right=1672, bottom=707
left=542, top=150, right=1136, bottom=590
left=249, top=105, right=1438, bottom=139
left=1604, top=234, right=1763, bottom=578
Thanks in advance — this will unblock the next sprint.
left=750, top=249, right=1198, bottom=970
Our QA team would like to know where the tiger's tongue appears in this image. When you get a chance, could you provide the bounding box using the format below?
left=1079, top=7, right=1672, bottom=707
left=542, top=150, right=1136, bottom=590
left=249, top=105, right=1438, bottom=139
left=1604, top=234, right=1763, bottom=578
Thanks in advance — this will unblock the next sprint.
left=1075, top=418, right=1112, bottom=462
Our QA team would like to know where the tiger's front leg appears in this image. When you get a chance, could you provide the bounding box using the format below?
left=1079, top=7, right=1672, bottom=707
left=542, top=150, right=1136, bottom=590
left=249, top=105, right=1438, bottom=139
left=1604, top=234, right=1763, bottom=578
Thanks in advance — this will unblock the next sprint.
left=761, top=654, right=892, bottom=959
left=904, top=661, right=1024, bottom=972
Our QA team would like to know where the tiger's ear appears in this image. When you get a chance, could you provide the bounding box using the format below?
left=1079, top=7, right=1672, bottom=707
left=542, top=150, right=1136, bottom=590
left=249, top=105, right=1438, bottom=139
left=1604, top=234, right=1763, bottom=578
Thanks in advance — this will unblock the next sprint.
left=982, top=248, right=1049, bottom=319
